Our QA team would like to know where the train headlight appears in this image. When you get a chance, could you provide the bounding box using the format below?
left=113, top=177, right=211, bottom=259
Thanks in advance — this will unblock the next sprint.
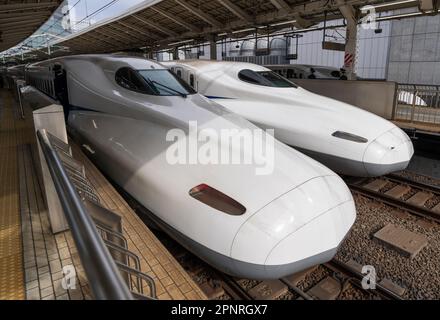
left=332, top=131, right=368, bottom=143
left=189, top=184, right=246, bottom=216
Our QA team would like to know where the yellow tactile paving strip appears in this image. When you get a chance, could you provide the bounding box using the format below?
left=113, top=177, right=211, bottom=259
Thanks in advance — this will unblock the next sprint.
left=71, top=142, right=207, bottom=300
left=0, top=90, right=25, bottom=300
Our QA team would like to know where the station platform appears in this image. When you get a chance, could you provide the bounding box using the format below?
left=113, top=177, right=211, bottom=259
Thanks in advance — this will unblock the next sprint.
left=0, top=89, right=207, bottom=300
left=393, top=120, right=440, bottom=135
left=393, top=120, right=440, bottom=160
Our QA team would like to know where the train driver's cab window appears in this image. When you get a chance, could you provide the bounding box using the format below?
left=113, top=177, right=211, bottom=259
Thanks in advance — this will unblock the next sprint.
left=115, top=67, right=152, bottom=93
left=238, top=69, right=297, bottom=88
left=138, top=69, right=196, bottom=96
left=115, top=66, right=196, bottom=97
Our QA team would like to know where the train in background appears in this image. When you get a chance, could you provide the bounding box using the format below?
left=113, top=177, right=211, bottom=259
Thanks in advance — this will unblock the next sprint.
left=267, top=64, right=427, bottom=107
left=24, top=55, right=356, bottom=280
left=266, top=64, right=349, bottom=80
left=0, top=64, right=25, bottom=90
left=163, top=60, right=414, bottom=177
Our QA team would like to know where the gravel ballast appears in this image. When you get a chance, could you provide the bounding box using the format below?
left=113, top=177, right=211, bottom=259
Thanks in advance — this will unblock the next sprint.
left=336, top=192, right=440, bottom=299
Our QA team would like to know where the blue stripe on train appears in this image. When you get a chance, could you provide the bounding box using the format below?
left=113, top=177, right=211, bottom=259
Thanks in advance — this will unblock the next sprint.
left=205, top=95, right=235, bottom=100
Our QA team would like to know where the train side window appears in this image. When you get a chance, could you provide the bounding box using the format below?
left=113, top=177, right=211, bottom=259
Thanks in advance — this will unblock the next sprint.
left=177, top=70, right=182, bottom=78
left=238, top=69, right=267, bottom=85
left=189, top=74, right=195, bottom=88
left=115, top=67, right=134, bottom=90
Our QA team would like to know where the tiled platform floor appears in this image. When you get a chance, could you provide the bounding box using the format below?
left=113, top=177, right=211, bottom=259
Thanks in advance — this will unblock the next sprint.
left=0, top=88, right=206, bottom=300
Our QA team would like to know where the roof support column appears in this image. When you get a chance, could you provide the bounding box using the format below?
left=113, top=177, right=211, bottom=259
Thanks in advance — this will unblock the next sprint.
left=337, top=0, right=358, bottom=80
left=145, top=51, right=153, bottom=59
left=172, top=47, right=179, bottom=61
left=208, top=35, right=217, bottom=60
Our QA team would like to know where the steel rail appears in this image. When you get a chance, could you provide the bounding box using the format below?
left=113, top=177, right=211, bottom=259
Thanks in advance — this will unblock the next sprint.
left=348, top=182, right=440, bottom=223
left=326, top=260, right=403, bottom=300
left=216, top=273, right=253, bottom=300
left=386, top=174, right=440, bottom=194
left=37, top=129, right=133, bottom=300
left=280, top=278, right=314, bottom=300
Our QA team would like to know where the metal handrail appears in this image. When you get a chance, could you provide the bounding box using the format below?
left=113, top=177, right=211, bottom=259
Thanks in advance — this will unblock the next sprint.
left=16, top=82, right=25, bottom=119
left=36, top=129, right=133, bottom=300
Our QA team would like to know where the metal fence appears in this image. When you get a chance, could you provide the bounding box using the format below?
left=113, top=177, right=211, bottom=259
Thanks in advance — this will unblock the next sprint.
left=395, top=84, right=440, bottom=124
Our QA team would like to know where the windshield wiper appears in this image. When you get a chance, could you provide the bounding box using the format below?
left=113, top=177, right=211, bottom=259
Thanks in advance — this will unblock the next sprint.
left=150, top=80, right=187, bottom=98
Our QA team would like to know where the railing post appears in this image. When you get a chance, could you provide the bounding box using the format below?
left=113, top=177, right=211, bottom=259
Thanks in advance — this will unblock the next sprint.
left=16, top=80, right=25, bottom=119
left=37, top=129, right=133, bottom=300
left=434, top=90, right=439, bottom=109
left=34, top=105, right=70, bottom=233
left=410, top=87, right=417, bottom=123
left=392, top=83, right=398, bottom=120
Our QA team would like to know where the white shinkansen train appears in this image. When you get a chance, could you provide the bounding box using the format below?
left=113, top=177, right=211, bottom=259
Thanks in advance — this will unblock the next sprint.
left=163, top=60, right=414, bottom=177
left=25, top=55, right=356, bottom=279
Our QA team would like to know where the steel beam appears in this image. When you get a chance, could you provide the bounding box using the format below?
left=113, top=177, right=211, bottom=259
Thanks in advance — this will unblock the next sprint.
left=216, top=0, right=253, bottom=23
left=131, top=14, right=178, bottom=37
left=174, top=0, right=223, bottom=28
left=150, top=7, right=201, bottom=32
left=268, top=0, right=291, bottom=10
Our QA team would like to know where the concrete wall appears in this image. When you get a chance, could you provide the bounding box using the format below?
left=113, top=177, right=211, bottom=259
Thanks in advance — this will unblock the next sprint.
left=387, top=10, right=440, bottom=85
left=293, top=19, right=392, bottom=79
left=294, top=79, right=397, bottom=119
left=219, top=18, right=392, bottom=79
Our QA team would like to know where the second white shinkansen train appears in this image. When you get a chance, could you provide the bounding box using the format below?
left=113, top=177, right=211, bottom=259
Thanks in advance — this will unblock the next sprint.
left=25, top=55, right=356, bottom=279
left=163, top=60, right=414, bottom=177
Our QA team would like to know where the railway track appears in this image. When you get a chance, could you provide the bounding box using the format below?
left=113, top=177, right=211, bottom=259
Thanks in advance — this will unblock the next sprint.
left=118, top=173, right=408, bottom=300
left=215, top=258, right=404, bottom=301
left=346, top=173, right=440, bottom=223
left=176, top=251, right=404, bottom=300
left=324, top=259, right=403, bottom=300
left=147, top=172, right=429, bottom=300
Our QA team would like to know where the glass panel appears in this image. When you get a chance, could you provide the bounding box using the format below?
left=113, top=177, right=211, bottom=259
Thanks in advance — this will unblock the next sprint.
left=238, top=69, right=297, bottom=88
left=115, top=67, right=151, bottom=93
left=138, top=70, right=195, bottom=96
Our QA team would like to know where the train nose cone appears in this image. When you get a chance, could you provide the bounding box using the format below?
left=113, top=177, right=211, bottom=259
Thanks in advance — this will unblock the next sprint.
left=264, top=201, right=355, bottom=276
left=230, top=175, right=356, bottom=279
left=363, top=127, right=414, bottom=177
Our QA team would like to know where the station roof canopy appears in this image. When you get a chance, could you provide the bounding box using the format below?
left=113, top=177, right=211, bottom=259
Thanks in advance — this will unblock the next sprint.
left=53, top=0, right=424, bottom=55
left=0, top=0, right=63, bottom=52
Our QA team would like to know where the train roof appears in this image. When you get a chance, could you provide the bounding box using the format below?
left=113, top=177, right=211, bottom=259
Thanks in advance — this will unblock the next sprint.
left=7, top=64, right=26, bottom=71
left=166, top=60, right=271, bottom=73
left=265, top=64, right=341, bottom=70
left=27, top=54, right=166, bottom=72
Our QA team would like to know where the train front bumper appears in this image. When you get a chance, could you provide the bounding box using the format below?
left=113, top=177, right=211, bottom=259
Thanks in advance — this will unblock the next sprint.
left=363, top=127, right=414, bottom=177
